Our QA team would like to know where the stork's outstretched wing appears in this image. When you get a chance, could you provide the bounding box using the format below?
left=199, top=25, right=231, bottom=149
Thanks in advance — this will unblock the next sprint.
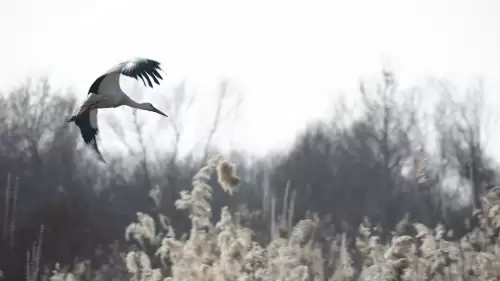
left=74, top=109, right=107, bottom=163
left=107, top=58, right=165, bottom=88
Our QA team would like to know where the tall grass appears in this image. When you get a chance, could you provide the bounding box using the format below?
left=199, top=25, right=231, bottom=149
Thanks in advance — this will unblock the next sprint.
left=16, top=156, right=500, bottom=281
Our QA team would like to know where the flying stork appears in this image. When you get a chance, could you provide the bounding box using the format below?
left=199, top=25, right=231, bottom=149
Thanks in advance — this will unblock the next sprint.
left=68, top=58, right=168, bottom=163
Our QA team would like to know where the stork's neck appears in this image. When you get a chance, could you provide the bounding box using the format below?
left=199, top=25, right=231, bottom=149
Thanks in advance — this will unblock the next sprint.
left=124, top=96, right=149, bottom=110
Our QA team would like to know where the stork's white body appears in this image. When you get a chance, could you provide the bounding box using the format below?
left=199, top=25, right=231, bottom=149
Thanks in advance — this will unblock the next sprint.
left=79, top=73, right=126, bottom=110
left=68, top=58, right=168, bottom=163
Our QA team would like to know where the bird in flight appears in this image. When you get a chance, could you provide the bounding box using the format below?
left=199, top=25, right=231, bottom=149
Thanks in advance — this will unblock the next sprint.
left=68, top=58, right=168, bottom=163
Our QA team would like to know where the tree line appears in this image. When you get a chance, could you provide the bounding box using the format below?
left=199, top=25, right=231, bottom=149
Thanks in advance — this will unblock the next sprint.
left=0, top=71, right=497, bottom=280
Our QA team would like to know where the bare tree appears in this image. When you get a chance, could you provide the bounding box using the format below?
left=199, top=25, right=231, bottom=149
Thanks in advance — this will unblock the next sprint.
left=0, top=76, right=79, bottom=182
left=357, top=70, right=421, bottom=226
left=159, top=81, right=195, bottom=165
left=105, top=83, right=156, bottom=190
left=432, top=79, right=496, bottom=212
left=200, top=79, right=243, bottom=164
left=104, top=80, right=198, bottom=213
left=0, top=76, right=111, bottom=280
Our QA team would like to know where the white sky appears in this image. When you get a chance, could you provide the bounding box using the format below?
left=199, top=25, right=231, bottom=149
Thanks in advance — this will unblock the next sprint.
left=1, top=0, right=500, bottom=159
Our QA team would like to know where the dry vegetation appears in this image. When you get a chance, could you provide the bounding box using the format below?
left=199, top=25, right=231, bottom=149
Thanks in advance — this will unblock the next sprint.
left=25, top=155, right=500, bottom=281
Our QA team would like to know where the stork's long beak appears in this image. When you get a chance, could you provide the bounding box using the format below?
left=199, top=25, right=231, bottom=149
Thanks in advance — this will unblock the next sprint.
left=152, top=107, right=168, bottom=117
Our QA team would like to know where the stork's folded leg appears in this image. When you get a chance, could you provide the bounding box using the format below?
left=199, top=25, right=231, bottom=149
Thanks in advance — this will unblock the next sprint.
left=78, top=106, right=91, bottom=115
left=68, top=105, right=94, bottom=122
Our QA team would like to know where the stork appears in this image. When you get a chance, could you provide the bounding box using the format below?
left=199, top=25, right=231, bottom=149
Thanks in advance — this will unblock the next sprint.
left=68, top=58, right=168, bottom=163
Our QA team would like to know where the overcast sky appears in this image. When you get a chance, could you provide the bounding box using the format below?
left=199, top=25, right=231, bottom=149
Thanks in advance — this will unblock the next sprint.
left=1, top=0, right=499, bottom=159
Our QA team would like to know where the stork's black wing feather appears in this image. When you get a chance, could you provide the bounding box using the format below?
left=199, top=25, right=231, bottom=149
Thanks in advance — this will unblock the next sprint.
left=73, top=111, right=106, bottom=163
left=108, top=58, right=165, bottom=88
left=74, top=111, right=97, bottom=143
left=88, top=74, right=107, bottom=95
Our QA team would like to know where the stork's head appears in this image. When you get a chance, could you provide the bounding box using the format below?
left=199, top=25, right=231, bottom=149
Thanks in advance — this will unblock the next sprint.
left=144, top=102, right=168, bottom=117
